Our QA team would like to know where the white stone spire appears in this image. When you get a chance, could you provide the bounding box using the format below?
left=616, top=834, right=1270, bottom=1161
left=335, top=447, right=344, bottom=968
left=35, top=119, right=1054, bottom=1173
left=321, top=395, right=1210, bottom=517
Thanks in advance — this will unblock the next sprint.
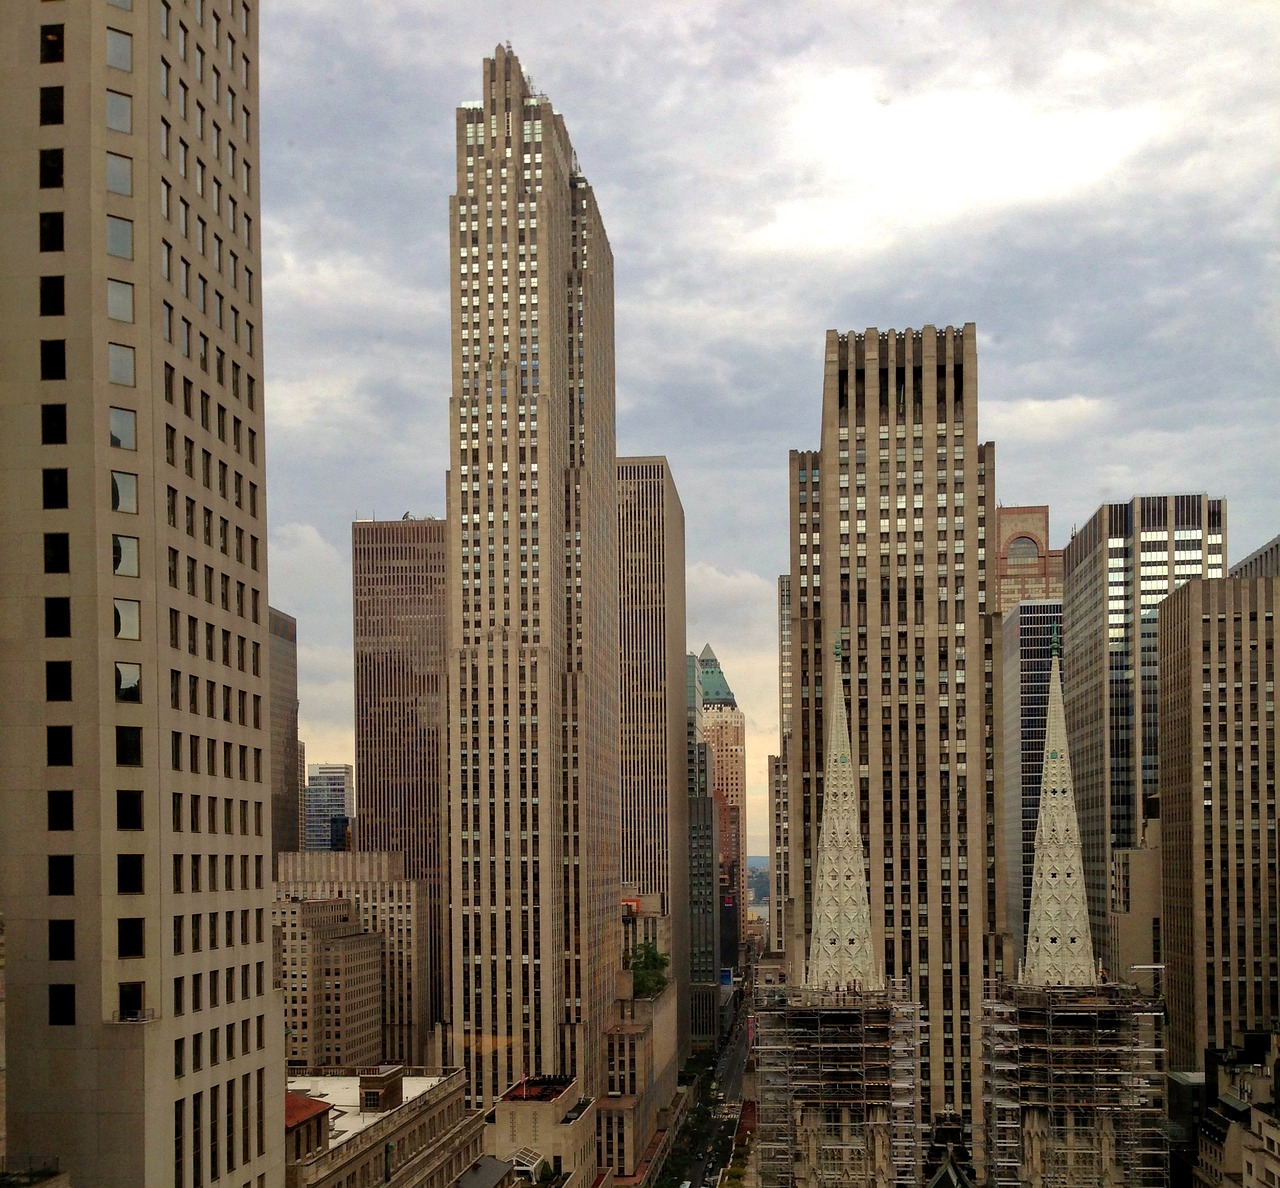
left=807, top=638, right=882, bottom=992
left=1022, top=647, right=1098, bottom=987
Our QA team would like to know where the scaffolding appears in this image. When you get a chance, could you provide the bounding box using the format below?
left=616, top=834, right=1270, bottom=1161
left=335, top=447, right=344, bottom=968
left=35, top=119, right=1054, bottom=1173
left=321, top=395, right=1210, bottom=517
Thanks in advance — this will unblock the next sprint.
left=981, top=980, right=1167, bottom=1187
left=755, top=981, right=920, bottom=1187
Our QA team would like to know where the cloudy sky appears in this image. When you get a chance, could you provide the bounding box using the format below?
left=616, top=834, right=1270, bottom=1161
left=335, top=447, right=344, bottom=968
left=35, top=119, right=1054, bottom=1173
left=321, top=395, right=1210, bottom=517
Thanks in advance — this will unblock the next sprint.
left=259, top=0, right=1279, bottom=856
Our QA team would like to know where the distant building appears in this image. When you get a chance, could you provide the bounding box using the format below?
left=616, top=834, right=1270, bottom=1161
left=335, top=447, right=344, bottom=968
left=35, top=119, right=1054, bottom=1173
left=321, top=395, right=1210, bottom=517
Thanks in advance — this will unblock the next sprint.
left=687, top=653, right=721, bottom=1048
left=270, top=607, right=302, bottom=864
left=700, top=644, right=747, bottom=921
left=1231, top=531, right=1280, bottom=578
left=991, top=505, right=1063, bottom=612
left=770, top=574, right=792, bottom=956
left=484, top=1076, right=599, bottom=1188
left=272, top=898, right=382, bottom=1068
left=302, top=763, right=355, bottom=852
left=277, top=850, right=441, bottom=1066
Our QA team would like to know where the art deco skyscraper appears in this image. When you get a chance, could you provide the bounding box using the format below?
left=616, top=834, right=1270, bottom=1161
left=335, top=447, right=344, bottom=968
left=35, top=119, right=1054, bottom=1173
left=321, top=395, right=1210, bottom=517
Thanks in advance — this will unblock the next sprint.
left=616, top=457, right=689, bottom=1059
left=700, top=644, right=748, bottom=909
left=0, top=4, right=283, bottom=1185
left=446, top=46, right=621, bottom=1107
left=784, top=326, right=997, bottom=1135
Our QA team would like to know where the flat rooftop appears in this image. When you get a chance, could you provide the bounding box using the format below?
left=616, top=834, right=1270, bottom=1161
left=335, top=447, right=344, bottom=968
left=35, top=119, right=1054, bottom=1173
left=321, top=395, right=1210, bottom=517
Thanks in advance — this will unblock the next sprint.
left=502, top=1076, right=575, bottom=1104
left=286, top=1073, right=446, bottom=1146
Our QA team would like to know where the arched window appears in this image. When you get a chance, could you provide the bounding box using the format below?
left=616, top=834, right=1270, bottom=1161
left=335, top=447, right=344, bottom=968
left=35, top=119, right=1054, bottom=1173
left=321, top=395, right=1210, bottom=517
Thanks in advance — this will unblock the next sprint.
left=1007, top=536, right=1040, bottom=564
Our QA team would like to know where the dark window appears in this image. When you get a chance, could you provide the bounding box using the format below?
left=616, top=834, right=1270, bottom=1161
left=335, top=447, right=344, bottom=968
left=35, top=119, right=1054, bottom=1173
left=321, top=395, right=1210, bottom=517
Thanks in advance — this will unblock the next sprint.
left=42, top=468, right=68, bottom=507
left=45, top=660, right=72, bottom=701
left=39, top=85, right=64, bottom=125
left=39, top=212, right=65, bottom=252
left=47, top=790, right=73, bottom=831
left=118, top=982, right=144, bottom=1020
left=40, top=25, right=65, bottom=64
left=44, top=596, right=71, bottom=637
left=43, top=532, right=70, bottom=573
left=40, top=340, right=67, bottom=380
left=47, top=725, right=73, bottom=766
left=115, top=662, right=141, bottom=703
left=41, top=403, right=67, bottom=443
left=118, top=918, right=145, bottom=958
left=117, top=854, right=144, bottom=894
left=116, top=789, right=143, bottom=830
left=48, top=855, right=74, bottom=895
left=48, top=919, right=75, bottom=961
left=40, top=275, right=65, bottom=316
left=39, top=148, right=64, bottom=189
left=48, top=984, right=76, bottom=1026
left=115, top=725, right=143, bottom=767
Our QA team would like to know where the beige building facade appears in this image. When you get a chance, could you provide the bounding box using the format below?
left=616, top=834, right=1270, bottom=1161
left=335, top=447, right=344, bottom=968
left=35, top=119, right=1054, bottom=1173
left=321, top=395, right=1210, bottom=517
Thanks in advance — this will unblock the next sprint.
left=991, top=505, right=1063, bottom=613
left=0, top=3, right=283, bottom=1184
left=446, top=47, right=621, bottom=1109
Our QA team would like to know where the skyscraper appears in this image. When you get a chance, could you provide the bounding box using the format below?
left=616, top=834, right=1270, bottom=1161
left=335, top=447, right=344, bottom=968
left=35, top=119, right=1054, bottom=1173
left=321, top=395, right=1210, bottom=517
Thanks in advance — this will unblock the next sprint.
left=1061, top=494, right=1226, bottom=974
left=269, top=605, right=300, bottom=863
left=0, top=4, right=283, bottom=1184
left=616, top=456, right=689, bottom=1060
left=302, top=762, right=354, bottom=851
left=686, top=653, right=721, bottom=1047
left=699, top=644, right=748, bottom=912
left=446, top=46, right=621, bottom=1107
left=769, top=575, right=792, bottom=956
left=784, top=326, right=997, bottom=1136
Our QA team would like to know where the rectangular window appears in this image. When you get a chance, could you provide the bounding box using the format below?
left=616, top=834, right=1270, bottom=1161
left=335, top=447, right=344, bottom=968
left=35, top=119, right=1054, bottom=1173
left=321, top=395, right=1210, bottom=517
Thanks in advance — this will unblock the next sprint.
left=49, top=919, right=75, bottom=961
left=112, top=534, right=139, bottom=576
left=45, top=596, right=71, bottom=637
left=39, top=148, right=64, bottom=189
left=106, top=151, right=132, bottom=195
left=106, top=215, right=133, bottom=259
left=48, top=984, right=76, bottom=1026
left=46, top=660, right=72, bottom=701
left=40, top=275, right=65, bottom=317
left=107, top=279, right=134, bottom=322
left=48, top=855, right=74, bottom=895
left=113, top=598, right=140, bottom=639
left=39, top=211, right=65, bottom=252
left=112, top=470, right=138, bottom=512
left=42, top=467, right=68, bottom=508
left=117, top=917, right=144, bottom=958
left=109, top=406, right=136, bottom=449
left=117, top=854, right=144, bottom=894
left=116, top=789, right=143, bottom=830
left=41, top=403, right=67, bottom=443
left=46, top=725, right=73, bottom=766
left=39, top=86, right=64, bottom=125
left=106, top=29, right=133, bottom=72
left=43, top=532, right=70, bottom=573
left=115, top=725, right=143, bottom=766
left=108, top=343, right=135, bottom=386
left=40, top=25, right=65, bottom=65
left=47, top=790, right=73, bottom=831
left=106, top=90, right=132, bottom=133
left=115, top=662, right=142, bottom=703
left=40, top=339, right=67, bottom=380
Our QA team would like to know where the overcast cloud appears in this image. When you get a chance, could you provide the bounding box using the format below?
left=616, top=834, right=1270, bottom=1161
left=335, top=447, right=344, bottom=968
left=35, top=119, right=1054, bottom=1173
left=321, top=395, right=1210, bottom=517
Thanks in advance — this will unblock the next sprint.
left=259, top=0, right=1280, bottom=855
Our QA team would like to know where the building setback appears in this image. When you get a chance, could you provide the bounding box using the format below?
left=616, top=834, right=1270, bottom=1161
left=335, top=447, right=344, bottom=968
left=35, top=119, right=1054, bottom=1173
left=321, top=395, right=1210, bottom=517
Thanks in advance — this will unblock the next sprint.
left=0, top=3, right=283, bottom=1184
left=616, top=456, right=689, bottom=1062
left=784, top=326, right=998, bottom=1138
left=1159, top=576, right=1280, bottom=1072
left=1061, top=494, right=1225, bottom=975
left=446, top=46, right=621, bottom=1108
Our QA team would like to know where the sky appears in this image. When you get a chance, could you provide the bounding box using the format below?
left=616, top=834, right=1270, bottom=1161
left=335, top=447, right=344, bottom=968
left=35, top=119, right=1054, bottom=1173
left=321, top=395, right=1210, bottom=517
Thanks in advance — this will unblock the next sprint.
left=258, top=0, right=1280, bottom=857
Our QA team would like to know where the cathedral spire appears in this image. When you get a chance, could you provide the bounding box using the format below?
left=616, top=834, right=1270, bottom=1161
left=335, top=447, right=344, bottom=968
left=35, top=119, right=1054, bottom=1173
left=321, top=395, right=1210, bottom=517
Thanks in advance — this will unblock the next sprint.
left=806, top=636, right=882, bottom=992
left=1022, top=652, right=1097, bottom=987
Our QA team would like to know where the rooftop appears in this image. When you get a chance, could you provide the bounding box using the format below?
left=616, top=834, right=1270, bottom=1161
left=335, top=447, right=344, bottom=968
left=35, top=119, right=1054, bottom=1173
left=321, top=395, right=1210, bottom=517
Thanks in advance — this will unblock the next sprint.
left=285, top=1092, right=332, bottom=1130
left=286, top=1072, right=446, bottom=1146
left=501, top=1075, right=575, bottom=1104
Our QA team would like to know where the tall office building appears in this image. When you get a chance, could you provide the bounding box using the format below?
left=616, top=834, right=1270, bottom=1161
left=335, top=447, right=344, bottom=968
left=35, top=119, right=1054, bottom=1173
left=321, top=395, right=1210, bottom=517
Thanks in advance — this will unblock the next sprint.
left=446, top=46, right=621, bottom=1107
left=616, top=457, right=689, bottom=1060
left=268, top=605, right=300, bottom=862
left=0, top=4, right=283, bottom=1185
left=699, top=645, right=747, bottom=910
left=769, top=575, right=792, bottom=955
left=783, top=326, right=997, bottom=1137
left=1061, top=494, right=1225, bottom=974
left=302, top=762, right=354, bottom=851
left=991, top=505, right=1063, bottom=613
left=1159, top=576, right=1280, bottom=1071
left=686, top=653, right=721, bottom=1047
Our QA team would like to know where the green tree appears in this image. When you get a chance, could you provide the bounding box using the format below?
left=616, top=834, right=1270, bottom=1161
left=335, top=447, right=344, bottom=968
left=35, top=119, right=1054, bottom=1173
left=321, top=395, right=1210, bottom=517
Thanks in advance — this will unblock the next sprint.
left=627, top=942, right=670, bottom=997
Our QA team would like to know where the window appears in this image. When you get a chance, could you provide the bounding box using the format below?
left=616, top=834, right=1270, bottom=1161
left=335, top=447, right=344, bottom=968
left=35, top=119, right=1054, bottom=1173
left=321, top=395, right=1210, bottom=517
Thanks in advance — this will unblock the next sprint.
left=106, top=215, right=133, bottom=259
left=48, top=855, right=75, bottom=896
left=113, top=599, right=140, bottom=639
left=108, top=343, right=135, bottom=386
left=49, top=920, right=75, bottom=961
left=39, top=211, right=65, bottom=252
left=40, top=275, right=65, bottom=317
left=118, top=918, right=145, bottom=958
left=43, top=532, right=70, bottom=573
left=40, top=25, right=65, bottom=65
left=39, top=148, right=64, bottom=189
left=115, top=662, right=142, bottom=703
left=43, top=468, right=68, bottom=508
left=47, top=725, right=73, bottom=766
left=112, top=534, right=139, bottom=576
left=107, top=279, right=134, bottom=322
left=40, top=339, right=67, bottom=380
left=116, top=725, right=143, bottom=766
left=112, top=470, right=138, bottom=512
left=42, top=403, right=67, bottom=443
left=39, top=86, right=64, bottom=125
left=45, top=597, right=72, bottom=637
left=47, top=790, right=73, bottom=831
left=109, top=406, right=136, bottom=449
left=118, top=983, right=144, bottom=1020
left=116, top=789, right=143, bottom=830
left=106, top=90, right=132, bottom=133
left=106, top=152, right=132, bottom=196
left=106, top=29, right=133, bottom=72
left=49, top=985, right=76, bottom=1027
left=117, top=854, right=144, bottom=894
left=46, top=660, right=72, bottom=701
